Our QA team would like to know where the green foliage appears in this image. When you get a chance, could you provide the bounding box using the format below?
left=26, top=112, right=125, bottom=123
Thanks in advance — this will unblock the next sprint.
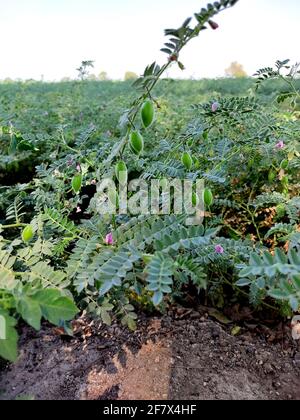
left=43, top=207, right=78, bottom=238
left=16, top=288, right=78, bottom=330
left=0, top=309, right=18, bottom=362
left=238, top=249, right=300, bottom=312
left=67, top=237, right=100, bottom=292
left=254, top=60, right=300, bottom=108
left=1, top=0, right=300, bottom=363
left=0, top=235, right=78, bottom=361
left=145, top=253, right=174, bottom=305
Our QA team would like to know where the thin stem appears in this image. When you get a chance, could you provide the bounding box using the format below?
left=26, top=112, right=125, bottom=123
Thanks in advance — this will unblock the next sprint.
left=117, top=2, right=237, bottom=159
left=279, top=75, right=300, bottom=100
left=241, top=203, right=263, bottom=243
left=222, top=223, right=243, bottom=238
left=1, top=223, right=27, bottom=229
left=60, top=128, right=93, bottom=167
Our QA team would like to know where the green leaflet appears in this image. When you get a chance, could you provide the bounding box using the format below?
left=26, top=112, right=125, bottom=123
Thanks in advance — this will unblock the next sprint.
left=43, top=207, right=78, bottom=237
left=0, top=309, right=18, bottom=362
left=19, top=260, right=69, bottom=289
left=17, top=295, right=42, bottom=330
left=145, top=252, right=174, bottom=305
left=17, top=289, right=78, bottom=330
left=154, top=226, right=217, bottom=254
left=238, top=249, right=300, bottom=311
left=67, top=237, right=99, bottom=292
left=0, top=247, right=17, bottom=290
left=114, top=214, right=186, bottom=250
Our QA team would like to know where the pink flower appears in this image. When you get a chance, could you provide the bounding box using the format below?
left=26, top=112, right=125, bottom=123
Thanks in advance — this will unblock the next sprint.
left=215, top=245, right=224, bottom=254
left=211, top=102, right=219, bottom=112
left=76, top=164, right=82, bottom=172
left=275, top=141, right=285, bottom=150
left=91, top=179, right=97, bottom=185
left=76, top=206, right=82, bottom=213
left=209, top=20, right=219, bottom=30
left=105, top=233, right=114, bottom=246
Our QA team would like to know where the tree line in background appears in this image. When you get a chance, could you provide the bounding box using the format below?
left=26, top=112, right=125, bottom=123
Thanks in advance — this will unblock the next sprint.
left=0, top=61, right=248, bottom=84
left=75, top=59, right=248, bottom=81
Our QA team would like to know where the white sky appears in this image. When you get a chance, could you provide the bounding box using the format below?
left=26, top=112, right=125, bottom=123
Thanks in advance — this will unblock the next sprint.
left=0, top=0, right=299, bottom=81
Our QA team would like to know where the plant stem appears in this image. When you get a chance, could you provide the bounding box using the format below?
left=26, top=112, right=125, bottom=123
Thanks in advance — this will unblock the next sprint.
left=241, top=204, right=263, bottom=243
left=118, top=2, right=237, bottom=159
left=1, top=223, right=27, bottom=229
left=219, top=272, right=278, bottom=312
left=60, top=129, right=93, bottom=167
left=222, top=223, right=243, bottom=238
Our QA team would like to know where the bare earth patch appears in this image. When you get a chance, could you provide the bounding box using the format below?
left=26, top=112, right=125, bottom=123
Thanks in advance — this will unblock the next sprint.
left=0, top=314, right=299, bottom=400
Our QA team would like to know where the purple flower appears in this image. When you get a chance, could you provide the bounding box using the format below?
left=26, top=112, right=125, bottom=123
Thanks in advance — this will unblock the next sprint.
left=209, top=20, right=219, bottom=30
left=105, top=233, right=114, bottom=246
left=215, top=245, right=224, bottom=254
left=211, top=102, right=219, bottom=112
left=275, top=141, right=285, bottom=150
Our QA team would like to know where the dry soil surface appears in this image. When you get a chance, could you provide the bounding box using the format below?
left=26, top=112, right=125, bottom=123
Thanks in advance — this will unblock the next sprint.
left=0, top=312, right=299, bottom=400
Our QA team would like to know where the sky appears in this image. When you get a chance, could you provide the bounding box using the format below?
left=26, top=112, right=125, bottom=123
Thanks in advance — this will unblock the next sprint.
left=0, top=0, right=299, bottom=81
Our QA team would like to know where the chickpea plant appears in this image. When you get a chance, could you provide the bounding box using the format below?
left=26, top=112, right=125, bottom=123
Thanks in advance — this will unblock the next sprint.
left=1, top=0, right=300, bottom=364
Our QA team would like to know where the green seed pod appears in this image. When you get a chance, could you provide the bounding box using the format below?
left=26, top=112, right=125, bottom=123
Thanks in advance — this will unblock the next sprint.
left=268, top=170, right=276, bottom=183
left=22, top=225, right=34, bottom=242
left=181, top=152, right=193, bottom=171
left=72, top=173, right=82, bottom=194
left=203, top=188, right=214, bottom=207
left=276, top=204, right=286, bottom=219
left=192, top=193, right=199, bottom=207
left=141, top=100, right=155, bottom=128
left=115, top=160, right=128, bottom=185
left=142, top=255, right=153, bottom=264
left=129, top=131, right=144, bottom=155
left=280, top=159, right=289, bottom=170
left=108, top=189, right=119, bottom=208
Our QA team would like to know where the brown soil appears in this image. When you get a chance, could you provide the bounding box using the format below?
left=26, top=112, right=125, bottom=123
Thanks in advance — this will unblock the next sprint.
left=0, top=311, right=299, bottom=401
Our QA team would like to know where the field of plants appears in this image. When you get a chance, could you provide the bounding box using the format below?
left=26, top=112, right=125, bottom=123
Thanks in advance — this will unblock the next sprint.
left=0, top=0, right=299, bottom=401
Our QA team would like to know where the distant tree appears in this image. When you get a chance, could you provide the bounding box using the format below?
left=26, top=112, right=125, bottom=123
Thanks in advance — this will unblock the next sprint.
left=124, top=71, right=138, bottom=81
left=76, top=60, right=94, bottom=80
left=61, top=77, right=71, bottom=82
left=99, top=71, right=109, bottom=81
left=225, top=61, right=247, bottom=78
left=87, top=74, right=97, bottom=81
